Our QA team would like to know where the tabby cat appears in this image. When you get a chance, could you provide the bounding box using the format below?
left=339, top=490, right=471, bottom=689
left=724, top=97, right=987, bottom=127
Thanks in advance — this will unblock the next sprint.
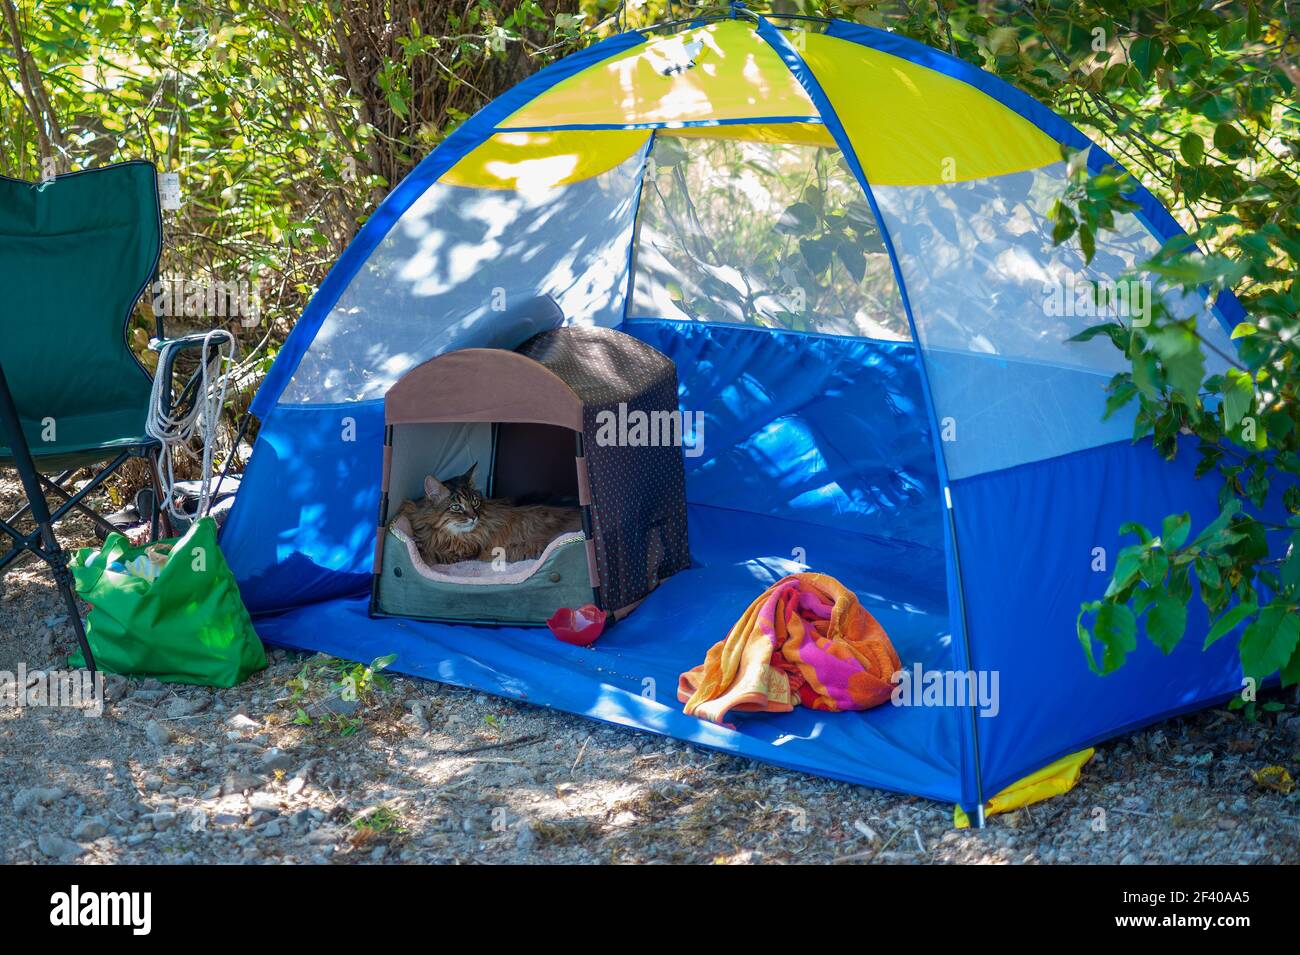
left=396, top=463, right=582, bottom=565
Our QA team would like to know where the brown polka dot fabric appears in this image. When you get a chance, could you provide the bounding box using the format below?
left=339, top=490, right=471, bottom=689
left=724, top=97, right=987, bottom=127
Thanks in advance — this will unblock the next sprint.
left=517, top=326, right=691, bottom=614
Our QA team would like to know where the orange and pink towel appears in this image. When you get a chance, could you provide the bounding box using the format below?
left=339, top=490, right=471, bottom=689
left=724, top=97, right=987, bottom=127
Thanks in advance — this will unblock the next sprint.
left=678, top=573, right=900, bottom=724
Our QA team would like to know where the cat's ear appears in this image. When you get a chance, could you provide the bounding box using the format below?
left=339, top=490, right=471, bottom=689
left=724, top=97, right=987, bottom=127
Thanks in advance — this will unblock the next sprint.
left=463, top=461, right=478, bottom=487
left=424, top=474, right=449, bottom=500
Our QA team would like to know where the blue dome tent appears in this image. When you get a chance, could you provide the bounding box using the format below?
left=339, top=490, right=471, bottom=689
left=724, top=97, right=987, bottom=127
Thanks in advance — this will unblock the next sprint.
left=220, top=12, right=1256, bottom=818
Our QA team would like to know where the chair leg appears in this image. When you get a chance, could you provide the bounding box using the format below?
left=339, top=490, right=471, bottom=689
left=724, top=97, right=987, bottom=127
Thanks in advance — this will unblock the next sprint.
left=51, top=542, right=96, bottom=677
left=3, top=468, right=73, bottom=526
left=0, top=364, right=96, bottom=675
left=37, top=472, right=121, bottom=541
left=147, top=450, right=173, bottom=541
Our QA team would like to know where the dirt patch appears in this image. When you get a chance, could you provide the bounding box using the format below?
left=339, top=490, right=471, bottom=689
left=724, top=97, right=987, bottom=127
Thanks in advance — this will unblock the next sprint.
left=2, top=476, right=1298, bottom=864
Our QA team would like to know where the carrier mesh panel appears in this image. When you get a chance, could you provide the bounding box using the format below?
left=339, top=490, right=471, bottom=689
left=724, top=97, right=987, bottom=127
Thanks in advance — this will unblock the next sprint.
left=516, top=326, right=691, bottom=613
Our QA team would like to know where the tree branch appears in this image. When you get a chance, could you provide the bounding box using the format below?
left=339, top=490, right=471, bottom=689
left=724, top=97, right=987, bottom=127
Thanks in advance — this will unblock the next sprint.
left=0, top=0, right=65, bottom=169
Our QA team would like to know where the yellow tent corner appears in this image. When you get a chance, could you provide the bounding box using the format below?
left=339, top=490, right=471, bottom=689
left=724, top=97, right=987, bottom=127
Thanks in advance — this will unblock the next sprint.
left=954, top=748, right=1095, bottom=829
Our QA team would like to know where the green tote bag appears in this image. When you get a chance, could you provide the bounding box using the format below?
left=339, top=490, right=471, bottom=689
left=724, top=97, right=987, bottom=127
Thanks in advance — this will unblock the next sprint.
left=68, top=517, right=266, bottom=686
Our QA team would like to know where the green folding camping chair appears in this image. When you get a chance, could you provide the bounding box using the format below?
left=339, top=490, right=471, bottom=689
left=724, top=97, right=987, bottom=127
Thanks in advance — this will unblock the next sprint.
left=0, top=160, right=212, bottom=672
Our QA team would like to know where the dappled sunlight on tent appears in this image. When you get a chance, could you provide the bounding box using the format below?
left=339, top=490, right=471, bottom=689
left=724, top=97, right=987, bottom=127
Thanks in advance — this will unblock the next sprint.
left=505, top=21, right=818, bottom=129
left=442, top=130, right=648, bottom=190
left=483, top=154, right=580, bottom=191
left=772, top=722, right=826, bottom=746
left=280, top=149, right=645, bottom=404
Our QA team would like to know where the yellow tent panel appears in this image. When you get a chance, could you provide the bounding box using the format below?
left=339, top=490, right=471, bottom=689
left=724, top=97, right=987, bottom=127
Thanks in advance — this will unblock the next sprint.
left=451, top=22, right=1062, bottom=190
left=800, top=32, right=1060, bottom=186
left=441, top=130, right=649, bottom=190
left=504, top=20, right=817, bottom=129
left=443, top=124, right=837, bottom=190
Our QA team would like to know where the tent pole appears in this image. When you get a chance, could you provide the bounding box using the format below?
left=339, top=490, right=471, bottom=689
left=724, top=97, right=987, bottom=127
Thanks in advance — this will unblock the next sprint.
left=756, top=15, right=987, bottom=813
left=620, top=132, right=656, bottom=326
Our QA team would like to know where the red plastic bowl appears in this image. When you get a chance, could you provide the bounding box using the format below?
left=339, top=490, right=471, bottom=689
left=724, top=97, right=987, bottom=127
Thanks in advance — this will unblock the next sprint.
left=548, top=604, right=607, bottom=646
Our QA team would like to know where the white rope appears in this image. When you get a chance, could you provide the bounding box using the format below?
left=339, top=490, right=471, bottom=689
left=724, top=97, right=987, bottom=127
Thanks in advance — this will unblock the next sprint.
left=145, top=330, right=235, bottom=523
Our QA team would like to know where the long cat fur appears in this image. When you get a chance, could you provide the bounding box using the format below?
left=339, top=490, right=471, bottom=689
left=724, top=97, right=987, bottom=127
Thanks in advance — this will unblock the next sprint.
left=395, top=463, right=581, bottom=565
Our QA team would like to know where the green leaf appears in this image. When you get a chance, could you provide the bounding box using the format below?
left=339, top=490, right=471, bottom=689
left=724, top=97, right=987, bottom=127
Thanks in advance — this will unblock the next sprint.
left=1192, top=500, right=1243, bottom=547
left=1239, top=605, right=1300, bottom=681
left=1120, top=521, right=1153, bottom=544
left=1078, top=602, right=1102, bottom=673
left=1132, top=352, right=1160, bottom=399
left=1179, top=133, right=1204, bottom=166
left=1195, top=556, right=1223, bottom=594
left=1282, top=643, right=1300, bottom=689
left=1129, top=37, right=1163, bottom=79
left=802, top=185, right=824, bottom=215
left=1104, top=379, right=1138, bottom=420
left=1068, top=322, right=1123, bottom=343
left=1106, top=547, right=1145, bottom=597
left=776, top=202, right=817, bottom=236
left=1204, top=601, right=1256, bottom=650
left=1050, top=201, right=1076, bottom=246
left=1080, top=601, right=1137, bottom=675
left=1096, top=602, right=1137, bottom=673
left=1146, top=591, right=1188, bottom=654
left=1161, top=513, right=1191, bottom=549
left=1079, top=222, right=1095, bottom=264
left=799, top=236, right=834, bottom=275
left=1212, top=123, right=1242, bottom=152
left=1146, top=254, right=1248, bottom=287
left=1202, top=94, right=1236, bottom=123
left=1148, top=326, right=1206, bottom=401
left=1247, top=0, right=1261, bottom=40
left=988, top=26, right=1019, bottom=58
left=1139, top=548, right=1169, bottom=587
left=1221, top=368, right=1253, bottom=432
left=835, top=239, right=866, bottom=283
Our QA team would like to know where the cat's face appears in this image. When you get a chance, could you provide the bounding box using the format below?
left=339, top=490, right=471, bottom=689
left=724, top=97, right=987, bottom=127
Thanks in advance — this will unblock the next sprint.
left=422, top=463, right=484, bottom=534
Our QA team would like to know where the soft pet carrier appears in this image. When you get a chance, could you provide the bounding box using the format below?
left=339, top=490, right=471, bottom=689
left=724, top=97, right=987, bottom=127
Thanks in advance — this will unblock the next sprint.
left=372, top=325, right=691, bottom=625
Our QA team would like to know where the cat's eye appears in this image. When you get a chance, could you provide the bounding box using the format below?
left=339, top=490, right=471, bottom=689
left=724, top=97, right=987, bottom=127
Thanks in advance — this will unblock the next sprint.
left=449, top=503, right=462, bottom=512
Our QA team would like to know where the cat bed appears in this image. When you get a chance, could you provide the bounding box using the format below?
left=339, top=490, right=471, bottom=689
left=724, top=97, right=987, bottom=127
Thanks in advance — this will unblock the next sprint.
left=371, top=324, right=691, bottom=626
left=378, top=516, right=592, bottom=625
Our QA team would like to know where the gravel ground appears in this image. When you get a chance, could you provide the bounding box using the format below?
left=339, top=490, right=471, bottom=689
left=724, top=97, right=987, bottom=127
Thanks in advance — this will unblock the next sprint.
left=2, top=476, right=1299, bottom=865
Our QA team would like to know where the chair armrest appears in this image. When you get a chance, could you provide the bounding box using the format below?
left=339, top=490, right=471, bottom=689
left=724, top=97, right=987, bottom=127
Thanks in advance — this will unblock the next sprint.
left=149, top=332, right=236, bottom=416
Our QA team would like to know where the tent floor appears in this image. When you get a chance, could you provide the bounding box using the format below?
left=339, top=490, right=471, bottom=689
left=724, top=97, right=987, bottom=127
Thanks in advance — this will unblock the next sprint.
left=252, top=503, right=966, bottom=804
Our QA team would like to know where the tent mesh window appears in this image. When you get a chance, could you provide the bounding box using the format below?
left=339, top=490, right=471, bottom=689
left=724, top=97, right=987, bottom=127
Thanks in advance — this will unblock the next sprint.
left=373, top=325, right=690, bottom=625
left=632, top=135, right=907, bottom=340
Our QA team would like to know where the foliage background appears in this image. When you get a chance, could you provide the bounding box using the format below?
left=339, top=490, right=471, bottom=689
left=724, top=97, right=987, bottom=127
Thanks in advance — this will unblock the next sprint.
left=4, top=0, right=1293, bottom=380
left=3, top=0, right=1299, bottom=688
